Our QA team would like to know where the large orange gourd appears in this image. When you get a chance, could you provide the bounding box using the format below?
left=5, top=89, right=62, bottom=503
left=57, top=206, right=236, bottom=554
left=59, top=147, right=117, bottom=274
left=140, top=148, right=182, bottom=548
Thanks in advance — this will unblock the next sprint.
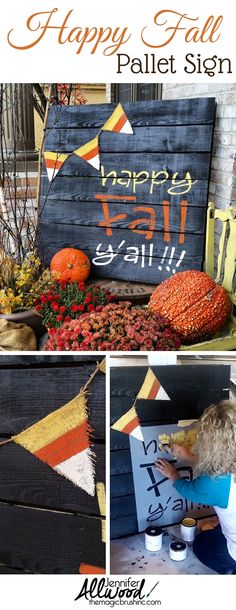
left=50, top=248, right=91, bottom=283
left=148, top=270, right=231, bottom=343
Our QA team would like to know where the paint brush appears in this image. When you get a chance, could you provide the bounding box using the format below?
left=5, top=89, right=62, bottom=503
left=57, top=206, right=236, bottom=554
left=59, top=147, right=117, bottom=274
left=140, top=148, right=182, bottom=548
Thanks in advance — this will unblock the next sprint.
left=158, top=442, right=172, bottom=453
left=158, top=442, right=177, bottom=461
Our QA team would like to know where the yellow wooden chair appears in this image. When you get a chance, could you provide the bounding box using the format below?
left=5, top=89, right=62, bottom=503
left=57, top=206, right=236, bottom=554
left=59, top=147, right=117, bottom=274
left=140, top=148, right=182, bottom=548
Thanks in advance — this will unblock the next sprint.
left=181, top=202, right=236, bottom=351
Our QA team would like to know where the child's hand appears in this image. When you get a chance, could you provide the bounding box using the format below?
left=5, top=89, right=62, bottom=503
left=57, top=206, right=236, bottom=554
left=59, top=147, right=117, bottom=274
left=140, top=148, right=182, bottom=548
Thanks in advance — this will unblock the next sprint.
left=155, top=459, right=180, bottom=481
left=171, top=444, right=197, bottom=462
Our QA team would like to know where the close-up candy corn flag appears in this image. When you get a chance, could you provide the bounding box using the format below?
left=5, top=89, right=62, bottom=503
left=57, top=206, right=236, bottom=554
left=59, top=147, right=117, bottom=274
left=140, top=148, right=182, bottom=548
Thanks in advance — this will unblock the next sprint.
left=14, top=390, right=95, bottom=495
left=0, top=359, right=105, bottom=496
left=111, top=368, right=170, bottom=441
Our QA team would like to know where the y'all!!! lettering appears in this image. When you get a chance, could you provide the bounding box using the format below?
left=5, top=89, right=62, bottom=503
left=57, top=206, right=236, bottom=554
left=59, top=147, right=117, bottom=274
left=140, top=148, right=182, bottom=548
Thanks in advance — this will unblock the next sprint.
left=92, top=242, right=186, bottom=272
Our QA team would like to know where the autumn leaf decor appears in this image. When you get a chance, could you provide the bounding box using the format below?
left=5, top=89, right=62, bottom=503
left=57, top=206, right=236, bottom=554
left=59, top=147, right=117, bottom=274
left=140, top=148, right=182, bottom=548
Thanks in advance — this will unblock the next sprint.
left=0, top=250, right=54, bottom=314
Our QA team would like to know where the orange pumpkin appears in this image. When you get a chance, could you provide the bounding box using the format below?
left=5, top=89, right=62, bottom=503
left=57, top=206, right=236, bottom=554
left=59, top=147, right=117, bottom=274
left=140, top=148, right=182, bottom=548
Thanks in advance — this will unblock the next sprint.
left=50, top=248, right=91, bottom=283
left=148, top=270, right=231, bottom=343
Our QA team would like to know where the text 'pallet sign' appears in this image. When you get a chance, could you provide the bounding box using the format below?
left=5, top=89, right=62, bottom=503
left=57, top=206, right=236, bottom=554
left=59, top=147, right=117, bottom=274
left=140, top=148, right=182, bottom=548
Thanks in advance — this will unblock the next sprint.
left=40, top=98, right=215, bottom=283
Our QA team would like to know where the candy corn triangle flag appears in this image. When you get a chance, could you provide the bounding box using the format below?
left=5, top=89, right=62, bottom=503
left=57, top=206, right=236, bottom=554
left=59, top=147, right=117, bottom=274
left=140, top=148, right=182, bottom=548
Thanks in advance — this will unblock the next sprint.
left=112, top=368, right=170, bottom=442
left=74, top=136, right=100, bottom=170
left=13, top=391, right=95, bottom=496
left=112, top=405, right=143, bottom=441
left=102, top=103, right=133, bottom=134
left=137, top=367, right=170, bottom=401
left=44, top=151, right=69, bottom=182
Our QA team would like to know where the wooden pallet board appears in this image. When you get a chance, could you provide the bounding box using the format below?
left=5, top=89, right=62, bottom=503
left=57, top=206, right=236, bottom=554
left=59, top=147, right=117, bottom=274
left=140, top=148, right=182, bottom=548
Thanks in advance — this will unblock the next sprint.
left=46, top=99, right=216, bottom=128
left=45, top=125, right=214, bottom=154
left=0, top=363, right=105, bottom=438
left=0, top=356, right=105, bottom=573
left=0, top=503, right=105, bottom=574
left=39, top=98, right=215, bottom=284
left=0, top=439, right=104, bottom=514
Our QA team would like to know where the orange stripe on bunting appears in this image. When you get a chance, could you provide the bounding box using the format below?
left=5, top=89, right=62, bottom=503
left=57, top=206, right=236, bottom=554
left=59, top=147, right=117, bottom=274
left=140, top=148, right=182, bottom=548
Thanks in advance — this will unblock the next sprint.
left=34, top=420, right=91, bottom=467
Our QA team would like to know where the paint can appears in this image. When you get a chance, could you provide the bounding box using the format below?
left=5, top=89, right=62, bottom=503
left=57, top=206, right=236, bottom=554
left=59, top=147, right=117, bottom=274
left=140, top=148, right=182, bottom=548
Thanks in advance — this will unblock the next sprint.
left=169, top=540, right=188, bottom=561
left=181, top=517, right=197, bottom=543
left=145, top=526, right=163, bottom=551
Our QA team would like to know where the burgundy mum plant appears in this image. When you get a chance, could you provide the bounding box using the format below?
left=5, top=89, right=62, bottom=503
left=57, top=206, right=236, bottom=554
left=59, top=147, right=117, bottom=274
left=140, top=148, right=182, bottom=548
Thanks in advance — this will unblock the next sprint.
left=35, top=281, right=115, bottom=328
left=45, top=302, right=181, bottom=351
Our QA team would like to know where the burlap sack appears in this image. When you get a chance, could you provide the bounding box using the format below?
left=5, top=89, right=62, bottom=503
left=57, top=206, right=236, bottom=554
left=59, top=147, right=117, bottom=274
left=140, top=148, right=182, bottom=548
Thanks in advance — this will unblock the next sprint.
left=0, top=319, right=37, bottom=351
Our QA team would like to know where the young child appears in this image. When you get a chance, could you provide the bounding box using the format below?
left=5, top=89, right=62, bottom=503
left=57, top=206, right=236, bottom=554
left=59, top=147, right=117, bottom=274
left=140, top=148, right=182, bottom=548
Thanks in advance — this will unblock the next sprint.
left=155, top=400, right=236, bottom=574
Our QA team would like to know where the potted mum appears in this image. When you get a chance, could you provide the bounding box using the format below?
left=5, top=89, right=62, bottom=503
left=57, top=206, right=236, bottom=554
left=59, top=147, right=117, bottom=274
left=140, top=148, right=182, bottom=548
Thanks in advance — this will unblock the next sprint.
left=35, top=281, right=115, bottom=329
left=45, top=302, right=181, bottom=351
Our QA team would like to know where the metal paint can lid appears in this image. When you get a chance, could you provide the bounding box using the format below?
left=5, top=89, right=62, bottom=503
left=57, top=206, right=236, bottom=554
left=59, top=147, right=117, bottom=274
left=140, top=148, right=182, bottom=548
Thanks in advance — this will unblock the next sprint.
left=145, top=526, right=163, bottom=537
left=169, top=540, right=188, bottom=561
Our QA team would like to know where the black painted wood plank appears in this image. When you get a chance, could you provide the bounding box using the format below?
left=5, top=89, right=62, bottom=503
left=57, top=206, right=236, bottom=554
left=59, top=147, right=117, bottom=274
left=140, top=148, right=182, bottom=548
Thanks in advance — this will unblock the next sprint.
left=111, top=394, right=229, bottom=436
left=39, top=222, right=205, bottom=254
left=39, top=222, right=204, bottom=263
left=46, top=98, right=215, bottom=128
left=40, top=200, right=207, bottom=235
left=38, top=238, right=203, bottom=284
left=110, top=395, right=137, bottom=411
left=41, top=152, right=212, bottom=179
left=110, top=366, right=230, bottom=421
left=110, top=365, right=230, bottom=401
left=110, top=367, right=156, bottom=399
left=0, top=365, right=105, bottom=438
left=150, top=365, right=230, bottom=396
left=39, top=225, right=206, bottom=255
left=0, top=441, right=104, bottom=514
left=0, top=355, right=101, bottom=367
left=110, top=515, right=138, bottom=539
left=110, top=450, right=132, bottom=476
left=110, top=398, right=136, bottom=426
left=111, top=496, right=136, bottom=519
left=44, top=125, right=213, bottom=154
left=0, top=503, right=105, bottom=574
left=0, top=565, right=30, bottom=573
left=40, top=176, right=209, bottom=206
left=110, top=474, right=135, bottom=499
left=110, top=429, right=131, bottom=450
left=135, top=395, right=228, bottom=423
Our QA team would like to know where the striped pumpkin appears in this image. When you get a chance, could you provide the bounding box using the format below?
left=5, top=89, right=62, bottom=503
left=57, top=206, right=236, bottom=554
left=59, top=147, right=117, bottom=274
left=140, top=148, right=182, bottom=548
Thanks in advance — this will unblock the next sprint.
left=148, top=270, right=231, bottom=343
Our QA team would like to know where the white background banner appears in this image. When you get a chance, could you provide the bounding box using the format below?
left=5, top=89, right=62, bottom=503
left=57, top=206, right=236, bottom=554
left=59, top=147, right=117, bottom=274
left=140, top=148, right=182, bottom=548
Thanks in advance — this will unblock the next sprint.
left=0, top=0, right=236, bottom=82
left=0, top=574, right=235, bottom=609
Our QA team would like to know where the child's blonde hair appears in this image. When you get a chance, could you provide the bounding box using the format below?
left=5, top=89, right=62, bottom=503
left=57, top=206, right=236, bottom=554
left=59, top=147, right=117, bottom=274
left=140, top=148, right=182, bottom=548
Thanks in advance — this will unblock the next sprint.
left=194, top=400, right=236, bottom=477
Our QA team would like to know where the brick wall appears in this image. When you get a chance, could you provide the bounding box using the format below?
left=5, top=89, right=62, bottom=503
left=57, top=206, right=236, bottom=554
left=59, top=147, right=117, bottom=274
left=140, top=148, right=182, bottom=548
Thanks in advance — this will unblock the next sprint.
left=162, top=84, right=236, bottom=210
left=162, top=84, right=236, bottom=272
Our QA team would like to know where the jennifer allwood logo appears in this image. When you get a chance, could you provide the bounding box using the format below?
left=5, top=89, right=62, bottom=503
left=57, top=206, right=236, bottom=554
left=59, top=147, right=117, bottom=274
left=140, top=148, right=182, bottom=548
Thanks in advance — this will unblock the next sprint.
left=74, top=577, right=162, bottom=606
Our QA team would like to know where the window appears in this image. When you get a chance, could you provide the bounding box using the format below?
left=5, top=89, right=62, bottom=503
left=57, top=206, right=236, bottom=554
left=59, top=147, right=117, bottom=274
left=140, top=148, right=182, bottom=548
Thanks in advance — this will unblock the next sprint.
left=111, top=83, right=162, bottom=103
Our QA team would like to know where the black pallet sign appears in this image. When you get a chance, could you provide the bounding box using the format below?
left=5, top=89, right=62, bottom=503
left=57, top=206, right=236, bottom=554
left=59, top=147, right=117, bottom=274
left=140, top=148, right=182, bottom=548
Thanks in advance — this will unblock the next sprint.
left=39, top=97, right=215, bottom=284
